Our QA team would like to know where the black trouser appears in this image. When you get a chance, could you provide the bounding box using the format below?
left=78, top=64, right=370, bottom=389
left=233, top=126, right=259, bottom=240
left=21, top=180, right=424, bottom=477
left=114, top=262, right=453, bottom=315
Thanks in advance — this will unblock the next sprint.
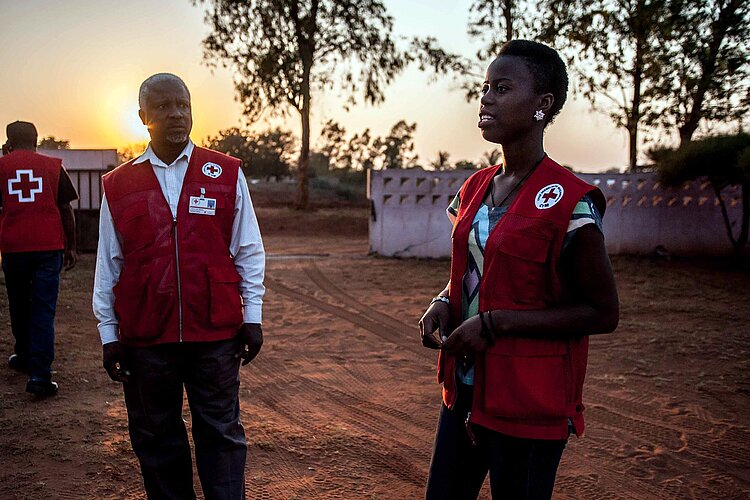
left=425, top=383, right=567, bottom=500
left=1, top=250, right=62, bottom=381
left=122, top=338, right=247, bottom=500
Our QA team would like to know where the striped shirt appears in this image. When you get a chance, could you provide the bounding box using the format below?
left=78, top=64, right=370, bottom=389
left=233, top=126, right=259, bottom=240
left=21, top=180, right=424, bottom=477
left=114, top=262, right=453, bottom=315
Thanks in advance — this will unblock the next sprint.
left=447, top=192, right=603, bottom=384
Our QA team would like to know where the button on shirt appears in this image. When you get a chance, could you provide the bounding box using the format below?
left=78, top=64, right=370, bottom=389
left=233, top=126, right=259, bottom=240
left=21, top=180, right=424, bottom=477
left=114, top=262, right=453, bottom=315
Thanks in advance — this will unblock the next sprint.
left=93, top=141, right=265, bottom=344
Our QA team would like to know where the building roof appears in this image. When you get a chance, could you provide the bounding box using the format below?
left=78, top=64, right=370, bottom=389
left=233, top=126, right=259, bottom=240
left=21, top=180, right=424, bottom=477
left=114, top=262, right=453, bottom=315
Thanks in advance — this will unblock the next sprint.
left=38, top=148, right=118, bottom=171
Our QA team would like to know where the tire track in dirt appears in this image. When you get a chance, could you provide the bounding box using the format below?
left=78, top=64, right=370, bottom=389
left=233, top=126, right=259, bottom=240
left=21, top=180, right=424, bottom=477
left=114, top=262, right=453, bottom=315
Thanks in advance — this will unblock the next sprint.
left=265, top=275, right=430, bottom=360
left=591, top=404, right=750, bottom=485
left=243, top=354, right=432, bottom=497
left=302, top=261, right=416, bottom=339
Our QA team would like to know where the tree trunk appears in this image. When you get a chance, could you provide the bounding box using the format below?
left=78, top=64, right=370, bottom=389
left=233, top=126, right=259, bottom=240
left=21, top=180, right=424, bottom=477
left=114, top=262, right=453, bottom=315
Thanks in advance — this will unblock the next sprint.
left=628, top=42, right=644, bottom=172
left=678, top=0, right=741, bottom=146
left=736, top=181, right=749, bottom=256
left=295, top=79, right=311, bottom=209
left=504, top=0, right=513, bottom=41
left=295, top=37, right=313, bottom=210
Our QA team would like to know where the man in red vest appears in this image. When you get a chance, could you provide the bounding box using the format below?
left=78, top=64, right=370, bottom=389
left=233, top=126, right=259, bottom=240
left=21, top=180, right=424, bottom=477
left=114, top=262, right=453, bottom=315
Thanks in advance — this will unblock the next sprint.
left=93, top=73, right=265, bottom=499
left=0, top=121, right=78, bottom=397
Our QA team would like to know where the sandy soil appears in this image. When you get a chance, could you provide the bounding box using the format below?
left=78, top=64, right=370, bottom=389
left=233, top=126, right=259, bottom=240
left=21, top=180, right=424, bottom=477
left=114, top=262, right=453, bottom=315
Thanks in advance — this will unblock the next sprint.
left=0, top=207, right=748, bottom=499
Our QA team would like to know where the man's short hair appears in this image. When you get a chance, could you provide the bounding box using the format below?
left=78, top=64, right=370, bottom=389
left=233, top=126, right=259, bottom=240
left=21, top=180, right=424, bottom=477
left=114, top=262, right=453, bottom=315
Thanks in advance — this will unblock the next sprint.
left=138, top=73, right=191, bottom=109
left=6, top=121, right=38, bottom=148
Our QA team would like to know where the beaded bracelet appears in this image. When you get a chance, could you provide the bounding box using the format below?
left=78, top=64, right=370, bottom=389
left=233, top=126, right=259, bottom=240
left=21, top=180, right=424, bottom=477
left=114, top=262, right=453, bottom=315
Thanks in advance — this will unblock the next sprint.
left=430, top=296, right=450, bottom=306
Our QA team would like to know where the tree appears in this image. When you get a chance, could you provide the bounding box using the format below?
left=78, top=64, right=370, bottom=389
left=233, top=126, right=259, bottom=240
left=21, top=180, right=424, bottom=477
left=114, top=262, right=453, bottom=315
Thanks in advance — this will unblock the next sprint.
left=38, top=136, right=69, bottom=149
left=429, top=150, right=452, bottom=171
left=204, top=127, right=296, bottom=180
left=195, top=0, right=408, bottom=208
left=455, top=160, right=478, bottom=170
left=117, top=143, right=148, bottom=164
left=373, top=120, right=418, bottom=169
left=652, top=133, right=750, bottom=255
left=650, top=0, right=750, bottom=145
left=541, top=0, right=670, bottom=171
left=344, top=130, right=377, bottom=171
left=410, top=0, right=541, bottom=100
left=318, top=120, right=348, bottom=170
left=479, top=148, right=503, bottom=168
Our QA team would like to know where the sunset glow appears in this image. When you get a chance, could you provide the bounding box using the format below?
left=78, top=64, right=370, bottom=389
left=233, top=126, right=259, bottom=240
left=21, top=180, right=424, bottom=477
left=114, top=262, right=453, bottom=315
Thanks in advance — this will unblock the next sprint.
left=0, top=0, right=629, bottom=171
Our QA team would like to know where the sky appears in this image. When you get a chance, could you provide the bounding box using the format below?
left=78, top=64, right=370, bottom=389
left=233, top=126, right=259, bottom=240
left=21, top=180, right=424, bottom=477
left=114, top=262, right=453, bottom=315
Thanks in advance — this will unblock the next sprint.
left=0, top=0, right=631, bottom=172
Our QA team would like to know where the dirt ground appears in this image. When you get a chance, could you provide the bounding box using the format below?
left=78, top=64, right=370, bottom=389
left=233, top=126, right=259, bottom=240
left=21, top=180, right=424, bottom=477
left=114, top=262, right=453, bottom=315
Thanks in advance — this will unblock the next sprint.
left=1, top=206, right=749, bottom=499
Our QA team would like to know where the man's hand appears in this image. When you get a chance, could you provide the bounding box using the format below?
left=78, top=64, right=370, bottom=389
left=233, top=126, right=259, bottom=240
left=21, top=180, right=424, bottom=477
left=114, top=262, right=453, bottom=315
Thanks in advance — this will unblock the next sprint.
left=64, top=248, right=78, bottom=271
left=419, top=300, right=450, bottom=349
left=442, top=315, right=490, bottom=358
left=238, top=323, right=263, bottom=366
left=102, top=341, right=130, bottom=382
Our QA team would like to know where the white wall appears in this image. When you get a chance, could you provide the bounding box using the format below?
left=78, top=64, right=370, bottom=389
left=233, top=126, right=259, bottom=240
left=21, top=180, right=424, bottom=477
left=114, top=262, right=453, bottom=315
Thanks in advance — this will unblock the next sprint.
left=368, top=169, right=745, bottom=257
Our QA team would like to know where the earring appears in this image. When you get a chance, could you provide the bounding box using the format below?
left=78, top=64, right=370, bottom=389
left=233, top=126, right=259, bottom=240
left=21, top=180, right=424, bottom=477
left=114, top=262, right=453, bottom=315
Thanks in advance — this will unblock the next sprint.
left=534, top=110, right=545, bottom=121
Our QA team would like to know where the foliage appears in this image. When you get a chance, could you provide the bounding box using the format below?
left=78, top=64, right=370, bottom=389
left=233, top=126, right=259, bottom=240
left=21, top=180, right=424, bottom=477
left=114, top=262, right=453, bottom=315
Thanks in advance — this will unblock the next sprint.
left=38, top=136, right=69, bottom=149
left=373, top=120, right=418, bottom=169
left=454, top=160, right=478, bottom=170
left=648, top=0, right=750, bottom=144
left=204, top=127, right=296, bottom=180
left=429, top=151, right=452, bottom=170
left=195, top=0, right=408, bottom=208
left=318, top=119, right=420, bottom=170
left=479, top=148, right=503, bottom=168
left=540, top=0, right=670, bottom=171
left=653, top=133, right=750, bottom=253
left=117, top=143, right=148, bottom=164
left=410, top=1, right=541, bottom=100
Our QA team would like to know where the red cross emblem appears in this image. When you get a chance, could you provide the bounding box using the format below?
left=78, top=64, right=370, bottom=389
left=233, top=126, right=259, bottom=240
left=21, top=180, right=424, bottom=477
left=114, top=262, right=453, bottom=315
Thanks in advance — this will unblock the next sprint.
left=541, top=187, right=559, bottom=203
left=534, top=183, right=564, bottom=209
left=202, top=162, right=223, bottom=179
left=8, top=169, right=43, bottom=203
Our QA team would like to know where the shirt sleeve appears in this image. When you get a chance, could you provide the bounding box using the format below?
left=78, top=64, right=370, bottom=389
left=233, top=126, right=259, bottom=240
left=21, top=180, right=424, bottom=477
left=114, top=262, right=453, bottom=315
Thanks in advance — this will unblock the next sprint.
left=57, top=165, right=78, bottom=205
left=92, top=194, right=123, bottom=344
left=446, top=188, right=461, bottom=226
left=562, top=194, right=604, bottom=251
left=230, top=172, right=266, bottom=324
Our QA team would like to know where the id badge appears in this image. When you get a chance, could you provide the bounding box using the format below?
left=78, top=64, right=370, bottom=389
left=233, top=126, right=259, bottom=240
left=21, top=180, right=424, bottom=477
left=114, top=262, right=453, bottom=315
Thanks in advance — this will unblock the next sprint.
left=189, top=195, right=217, bottom=215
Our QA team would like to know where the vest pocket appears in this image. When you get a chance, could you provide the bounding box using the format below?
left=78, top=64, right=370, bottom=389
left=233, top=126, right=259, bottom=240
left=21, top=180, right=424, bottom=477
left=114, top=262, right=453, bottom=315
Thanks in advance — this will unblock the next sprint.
left=483, top=341, right=569, bottom=419
left=493, top=230, right=552, bottom=305
left=118, top=204, right=154, bottom=254
left=113, top=262, right=168, bottom=341
left=207, top=264, right=244, bottom=328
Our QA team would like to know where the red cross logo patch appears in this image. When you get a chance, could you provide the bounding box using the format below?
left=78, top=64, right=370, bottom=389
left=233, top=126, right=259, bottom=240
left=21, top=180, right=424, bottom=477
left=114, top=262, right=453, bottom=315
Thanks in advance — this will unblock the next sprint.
left=534, top=183, right=564, bottom=209
left=201, top=162, right=222, bottom=179
left=8, top=169, right=43, bottom=203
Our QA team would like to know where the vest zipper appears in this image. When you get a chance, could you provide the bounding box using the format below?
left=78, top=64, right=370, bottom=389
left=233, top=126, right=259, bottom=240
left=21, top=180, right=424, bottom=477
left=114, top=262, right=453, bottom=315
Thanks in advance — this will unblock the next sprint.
left=173, top=216, right=183, bottom=342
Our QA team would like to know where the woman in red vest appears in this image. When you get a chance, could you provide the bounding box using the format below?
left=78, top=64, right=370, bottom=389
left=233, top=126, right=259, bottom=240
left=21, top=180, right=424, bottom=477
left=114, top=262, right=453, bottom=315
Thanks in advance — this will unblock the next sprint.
left=419, top=40, right=619, bottom=499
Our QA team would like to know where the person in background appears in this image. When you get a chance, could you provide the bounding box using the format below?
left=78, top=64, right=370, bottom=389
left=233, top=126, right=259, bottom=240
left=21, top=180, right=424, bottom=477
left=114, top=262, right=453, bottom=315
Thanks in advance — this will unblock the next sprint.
left=0, top=120, right=78, bottom=397
left=93, top=73, right=265, bottom=499
left=419, top=40, right=619, bottom=499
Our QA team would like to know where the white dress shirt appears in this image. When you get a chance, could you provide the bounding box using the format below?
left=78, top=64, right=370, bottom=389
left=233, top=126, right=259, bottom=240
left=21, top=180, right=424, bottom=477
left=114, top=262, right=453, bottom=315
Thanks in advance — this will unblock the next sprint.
left=93, top=141, right=265, bottom=344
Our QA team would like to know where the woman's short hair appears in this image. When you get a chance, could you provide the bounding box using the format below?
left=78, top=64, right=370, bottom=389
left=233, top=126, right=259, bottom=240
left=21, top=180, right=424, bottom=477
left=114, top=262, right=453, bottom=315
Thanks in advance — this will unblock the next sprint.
left=498, top=40, right=568, bottom=125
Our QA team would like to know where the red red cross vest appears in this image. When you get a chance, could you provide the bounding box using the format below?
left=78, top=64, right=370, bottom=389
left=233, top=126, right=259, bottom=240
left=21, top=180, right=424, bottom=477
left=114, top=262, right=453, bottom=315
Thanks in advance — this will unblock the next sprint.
left=102, top=147, right=244, bottom=347
left=439, top=156, right=605, bottom=440
left=0, top=150, right=65, bottom=253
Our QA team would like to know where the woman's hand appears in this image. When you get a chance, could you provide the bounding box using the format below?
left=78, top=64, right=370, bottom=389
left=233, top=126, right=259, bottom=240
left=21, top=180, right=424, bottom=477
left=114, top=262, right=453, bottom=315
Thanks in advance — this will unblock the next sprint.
left=419, top=300, right=450, bottom=349
left=442, top=315, right=490, bottom=357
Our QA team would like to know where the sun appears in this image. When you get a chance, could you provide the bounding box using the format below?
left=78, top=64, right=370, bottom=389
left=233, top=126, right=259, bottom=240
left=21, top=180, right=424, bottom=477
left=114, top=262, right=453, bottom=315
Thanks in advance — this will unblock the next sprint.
left=95, top=84, right=150, bottom=149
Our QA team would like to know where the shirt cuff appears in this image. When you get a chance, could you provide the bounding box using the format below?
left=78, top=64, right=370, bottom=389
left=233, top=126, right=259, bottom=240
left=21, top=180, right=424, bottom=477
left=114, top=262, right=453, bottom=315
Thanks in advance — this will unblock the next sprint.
left=243, top=304, right=262, bottom=324
left=99, top=324, right=119, bottom=344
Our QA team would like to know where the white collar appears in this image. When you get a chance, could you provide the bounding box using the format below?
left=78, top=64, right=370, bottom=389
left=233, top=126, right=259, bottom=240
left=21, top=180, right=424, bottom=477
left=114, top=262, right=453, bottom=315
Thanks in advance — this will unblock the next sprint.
left=133, top=140, right=194, bottom=168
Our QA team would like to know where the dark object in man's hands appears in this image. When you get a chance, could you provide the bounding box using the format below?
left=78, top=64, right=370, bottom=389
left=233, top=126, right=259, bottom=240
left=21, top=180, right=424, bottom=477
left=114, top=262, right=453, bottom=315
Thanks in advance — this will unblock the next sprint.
left=102, top=341, right=130, bottom=382
left=238, top=323, right=263, bottom=366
